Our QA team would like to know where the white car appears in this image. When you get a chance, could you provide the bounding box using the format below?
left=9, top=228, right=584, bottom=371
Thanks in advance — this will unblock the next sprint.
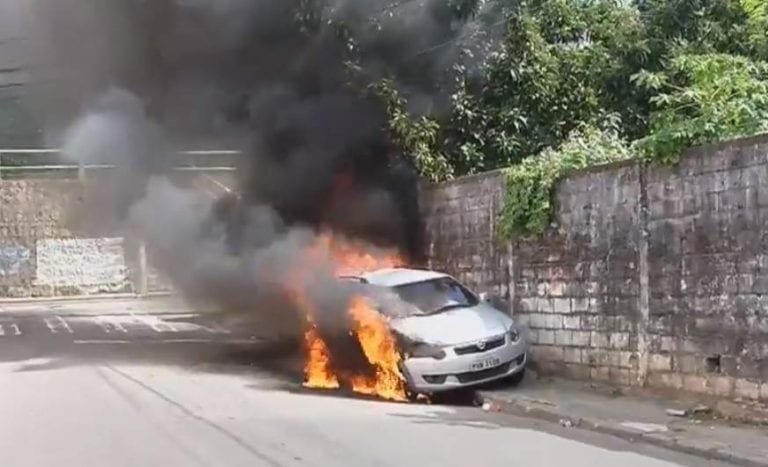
left=343, top=268, right=528, bottom=394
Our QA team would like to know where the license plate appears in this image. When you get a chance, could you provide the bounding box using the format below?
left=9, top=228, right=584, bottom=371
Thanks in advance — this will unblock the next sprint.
left=470, top=357, right=501, bottom=371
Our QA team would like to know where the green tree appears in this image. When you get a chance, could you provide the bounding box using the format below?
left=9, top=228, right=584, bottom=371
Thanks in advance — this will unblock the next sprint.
left=372, top=79, right=453, bottom=182
left=446, top=0, right=647, bottom=171
left=633, top=53, right=768, bottom=163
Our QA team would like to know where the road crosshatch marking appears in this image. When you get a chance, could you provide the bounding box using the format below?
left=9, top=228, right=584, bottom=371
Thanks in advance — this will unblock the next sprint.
left=94, top=316, right=129, bottom=334
left=45, top=315, right=74, bottom=334
left=130, top=312, right=178, bottom=333
left=0, top=313, right=237, bottom=340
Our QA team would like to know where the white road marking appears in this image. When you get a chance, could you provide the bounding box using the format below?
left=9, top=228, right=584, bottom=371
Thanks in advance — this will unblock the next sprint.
left=130, top=312, right=177, bottom=333
left=73, top=338, right=260, bottom=345
left=45, top=316, right=74, bottom=334
left=74, top=339, right=132, bottom=344
left=95, top=316, right=128, bottom=334
left=200, top=322, right=232, bottom=334
left=0, top=323, right=21, bottom=336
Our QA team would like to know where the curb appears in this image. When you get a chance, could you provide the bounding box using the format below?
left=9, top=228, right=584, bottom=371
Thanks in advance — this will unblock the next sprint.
left=478, top=392, right=768, bottom=467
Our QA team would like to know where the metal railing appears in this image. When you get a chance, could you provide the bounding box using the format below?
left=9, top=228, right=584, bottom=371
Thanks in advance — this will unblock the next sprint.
left=0, top=148, right=241, bottom=180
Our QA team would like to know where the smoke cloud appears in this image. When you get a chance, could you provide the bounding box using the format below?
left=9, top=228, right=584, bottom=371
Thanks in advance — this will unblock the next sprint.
left=13, top=0, right=481, bottom=372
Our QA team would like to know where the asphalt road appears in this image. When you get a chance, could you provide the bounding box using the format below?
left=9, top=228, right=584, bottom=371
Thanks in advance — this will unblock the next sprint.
left=0, top=302, right=734, bottom=467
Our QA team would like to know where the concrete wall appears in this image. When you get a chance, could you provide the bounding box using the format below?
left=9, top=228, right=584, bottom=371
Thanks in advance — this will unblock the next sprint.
left=422, top=135, right=768, bottom=402
left=0, top=172, right=235, bottom=297
left=0, top=180, right=132, bottom=296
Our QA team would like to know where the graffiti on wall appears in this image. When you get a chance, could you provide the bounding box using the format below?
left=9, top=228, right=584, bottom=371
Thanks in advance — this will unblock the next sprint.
left=34, top=238, right=129, bottom=292
left=0, top=245, right=31, bottom=276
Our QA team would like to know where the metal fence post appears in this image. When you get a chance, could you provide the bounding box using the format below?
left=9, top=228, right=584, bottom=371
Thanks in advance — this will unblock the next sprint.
left=137, top=241, right=148, bottom=297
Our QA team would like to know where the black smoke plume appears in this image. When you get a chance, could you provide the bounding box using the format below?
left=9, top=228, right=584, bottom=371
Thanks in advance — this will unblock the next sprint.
left=17, top=0, right=479, bottom=380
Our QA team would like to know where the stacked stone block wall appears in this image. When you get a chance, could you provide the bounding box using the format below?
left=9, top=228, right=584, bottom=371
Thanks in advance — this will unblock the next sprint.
left=422, top=135, right=768, bottom=401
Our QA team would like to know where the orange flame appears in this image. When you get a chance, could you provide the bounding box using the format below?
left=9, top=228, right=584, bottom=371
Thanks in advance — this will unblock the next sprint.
left=299, top=234, right=408, bottom=401
left=303, top=324, right=339, bottom=389
left=347, top=296, right=407, bottom=401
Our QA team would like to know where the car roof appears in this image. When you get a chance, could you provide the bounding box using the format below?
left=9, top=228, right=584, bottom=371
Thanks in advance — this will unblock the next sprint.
left=345, top=268, right=451, bottom=288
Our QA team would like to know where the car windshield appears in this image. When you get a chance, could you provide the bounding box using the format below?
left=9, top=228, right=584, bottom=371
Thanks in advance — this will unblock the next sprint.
left=392, top=277, right=478, bottom=315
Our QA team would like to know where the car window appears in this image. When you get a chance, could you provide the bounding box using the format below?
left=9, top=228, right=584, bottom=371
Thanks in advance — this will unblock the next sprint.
left=392, top=277, right=478, bottom=315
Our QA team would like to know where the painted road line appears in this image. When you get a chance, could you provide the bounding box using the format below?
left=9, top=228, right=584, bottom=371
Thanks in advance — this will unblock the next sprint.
left=95, top=316, right=128, bottom=334
left=0, top=323, right=18, bottom=336
left=201, top=322, right=231, bottom=334
left=73, top=338, right=262, bottom=345
left=130, top=312, right=177, bottom=332
left=45, top=315, right=74, bottom=334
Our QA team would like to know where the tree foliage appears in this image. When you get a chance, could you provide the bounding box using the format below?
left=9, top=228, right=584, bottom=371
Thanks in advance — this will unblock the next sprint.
left=499, top=121, right=632, bottom=238
left=373, top=79, right=454, bottom=182
left=446, top=0, right=648, bottom=170
left=633, top=53, right=768, bottom=163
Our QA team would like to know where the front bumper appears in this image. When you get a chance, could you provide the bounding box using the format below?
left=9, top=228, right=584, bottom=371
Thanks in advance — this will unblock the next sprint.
left=401, top=335, right=527, bottom=393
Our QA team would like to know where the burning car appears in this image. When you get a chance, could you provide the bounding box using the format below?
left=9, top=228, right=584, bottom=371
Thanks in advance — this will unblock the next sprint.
left=341, top=268, right=528, bottom=394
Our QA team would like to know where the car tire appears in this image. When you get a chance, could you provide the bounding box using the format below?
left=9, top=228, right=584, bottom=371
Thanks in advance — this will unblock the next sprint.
left=505, top=368, right=525, bottom=387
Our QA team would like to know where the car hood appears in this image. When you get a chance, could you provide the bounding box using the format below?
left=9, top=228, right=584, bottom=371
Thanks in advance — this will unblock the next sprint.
left=390, top=303, right=514, bottom=346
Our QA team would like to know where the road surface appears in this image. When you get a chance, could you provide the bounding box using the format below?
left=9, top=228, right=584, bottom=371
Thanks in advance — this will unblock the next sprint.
left=0, top=300, right=733, bottom=467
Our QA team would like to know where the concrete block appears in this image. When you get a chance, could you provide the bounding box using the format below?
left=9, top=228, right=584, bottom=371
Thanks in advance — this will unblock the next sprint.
left=674, top=354, right=700, bottom=374
left=609, top=367, right=631, bottom=386
left=563, top=347, right=582, bottom=364
left=554, top=330, right=573, bottom=346
left=564, top=363, right=591, bottom=380
left=525, top=313, right=547, bottom=329
left=708, top=376, right=734, bottom=398
left=553, top=297, right=571, bottom=313
left=590, top=366, right=611, bottom=381
left=683, top=374, right=708, bottom=394
left=571, top=331, right=591, bottom=347
left=590, top=331, right=610, bottom=348
left=660, top=336, right=676, bottom=352
left=563, top=315, right=581, bottom=330
left=610, top=332, right=631, bottom=350
left=549, top=281, right=567, bottom=297
left=532, top=345, right=565, bottom=362
left=537, top=297, right=555, bottom=313
left=571, top=297, right=589, bottom=312
left=618, top=351, right=637, bottom=369
left=649, top=353, right=672, bottom=372
left=734, top=378, right=760, bottom=400
left=537, top=330, right=555, bottom=345
left=543, top=314, right=564, bottom=329
left=518, top=297, right=538, bottom=312
left=582, top=349, right=600, bottom=366
left=649, top=372, right=683, bottom=390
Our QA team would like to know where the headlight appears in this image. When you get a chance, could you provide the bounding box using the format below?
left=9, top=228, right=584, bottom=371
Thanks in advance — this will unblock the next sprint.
left=407, top=343, right=446, bottom=360
left=508, top=327, right=521, bottom=343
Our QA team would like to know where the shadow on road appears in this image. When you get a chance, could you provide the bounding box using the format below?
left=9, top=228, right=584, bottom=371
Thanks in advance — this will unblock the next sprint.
left=0, top=311, right=503, bottom=408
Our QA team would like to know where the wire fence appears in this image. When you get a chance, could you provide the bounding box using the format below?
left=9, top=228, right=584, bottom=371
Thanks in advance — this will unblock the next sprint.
left=0, top=148, right=241, bottom=180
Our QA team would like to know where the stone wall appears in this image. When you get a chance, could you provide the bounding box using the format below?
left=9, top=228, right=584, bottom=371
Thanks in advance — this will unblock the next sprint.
left=422, top=135, right=768, bottom=402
